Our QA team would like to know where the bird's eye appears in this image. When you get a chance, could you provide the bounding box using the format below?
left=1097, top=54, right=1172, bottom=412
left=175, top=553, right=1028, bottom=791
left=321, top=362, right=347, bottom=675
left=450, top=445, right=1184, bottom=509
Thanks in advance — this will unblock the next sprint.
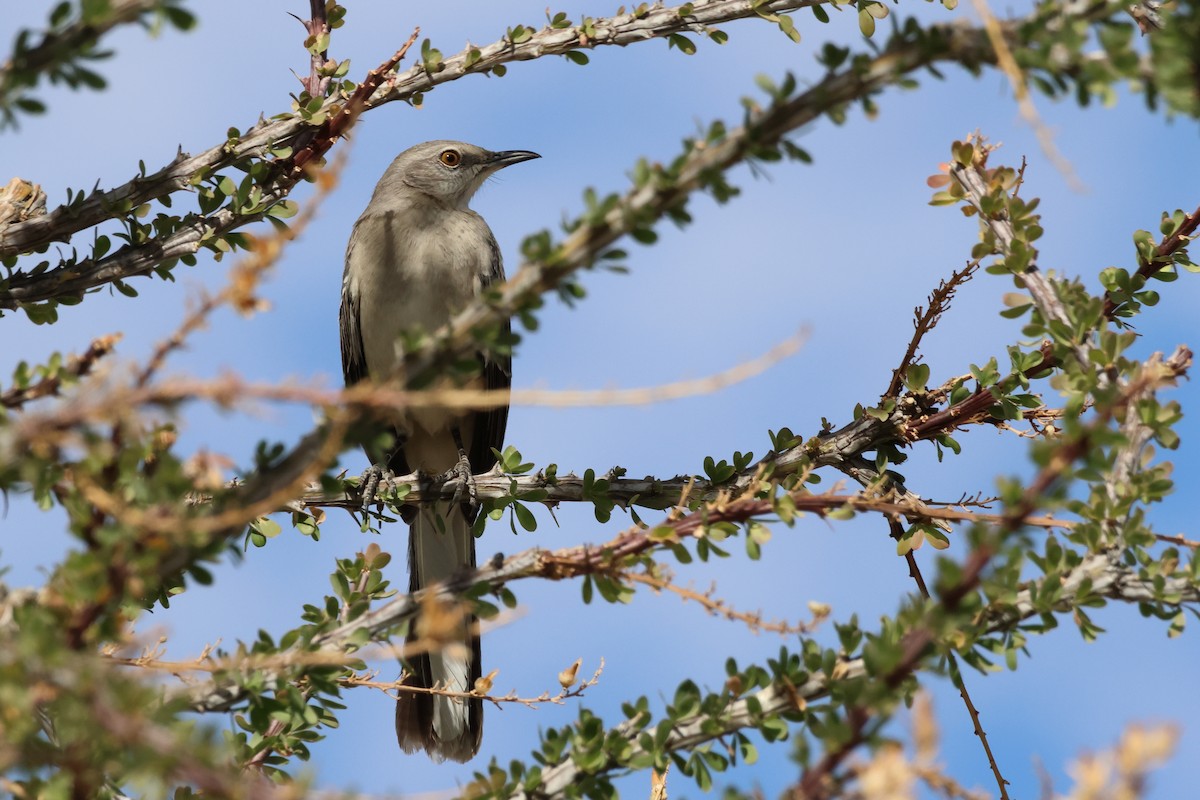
left=439, top=150, right=461, bottom=168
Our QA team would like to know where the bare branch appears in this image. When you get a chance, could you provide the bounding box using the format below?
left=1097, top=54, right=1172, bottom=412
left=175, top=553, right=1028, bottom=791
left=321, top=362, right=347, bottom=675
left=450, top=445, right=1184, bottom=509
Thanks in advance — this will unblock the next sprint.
left=948, top=649, right=1010, bottom=799
left=624, top=570, right=828, bottom=636
left=884, top=260, right=979, bottom=400
left=888, top=516, right=1011, bottom=798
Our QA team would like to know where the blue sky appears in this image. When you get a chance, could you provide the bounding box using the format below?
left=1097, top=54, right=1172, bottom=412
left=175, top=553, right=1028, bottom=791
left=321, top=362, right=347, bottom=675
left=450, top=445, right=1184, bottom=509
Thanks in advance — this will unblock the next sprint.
left=3, top=1, right=1199, bottom=797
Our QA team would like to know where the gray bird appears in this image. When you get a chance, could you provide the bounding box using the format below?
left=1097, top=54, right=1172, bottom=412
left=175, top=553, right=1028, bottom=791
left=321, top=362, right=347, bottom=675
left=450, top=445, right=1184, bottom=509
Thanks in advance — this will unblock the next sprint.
left=339, top=140, right=539, bottom=762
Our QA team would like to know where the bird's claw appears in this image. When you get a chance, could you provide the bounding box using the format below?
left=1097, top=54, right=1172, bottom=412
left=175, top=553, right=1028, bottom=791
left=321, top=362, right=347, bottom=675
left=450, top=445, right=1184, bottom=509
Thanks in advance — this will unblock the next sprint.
left=360, top=463, right=397, bottom=508
left=441, top=451, right=476, bottom=506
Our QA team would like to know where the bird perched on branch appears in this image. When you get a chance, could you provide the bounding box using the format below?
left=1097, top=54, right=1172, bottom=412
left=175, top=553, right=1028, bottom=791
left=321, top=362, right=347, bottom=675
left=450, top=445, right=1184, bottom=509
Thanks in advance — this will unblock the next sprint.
left=339, top=140, right=539, bottom=762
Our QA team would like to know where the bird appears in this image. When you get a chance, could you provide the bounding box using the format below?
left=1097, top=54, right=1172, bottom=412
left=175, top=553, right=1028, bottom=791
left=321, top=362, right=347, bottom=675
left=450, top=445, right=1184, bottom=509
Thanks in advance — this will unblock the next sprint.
left=339, top=140, right=539, bottom=762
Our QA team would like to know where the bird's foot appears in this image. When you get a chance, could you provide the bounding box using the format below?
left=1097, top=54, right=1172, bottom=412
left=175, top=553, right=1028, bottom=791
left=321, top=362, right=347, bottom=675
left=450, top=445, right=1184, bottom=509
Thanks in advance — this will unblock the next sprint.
left=359, top=463, right=397, bottom=508
left=440, top=451, right=477, bottom=506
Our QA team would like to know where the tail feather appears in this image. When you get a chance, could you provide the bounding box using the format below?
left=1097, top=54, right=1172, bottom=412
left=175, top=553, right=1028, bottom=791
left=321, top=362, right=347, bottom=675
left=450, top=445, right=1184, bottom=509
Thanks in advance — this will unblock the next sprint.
left=395, top=502, right=482, bottom=763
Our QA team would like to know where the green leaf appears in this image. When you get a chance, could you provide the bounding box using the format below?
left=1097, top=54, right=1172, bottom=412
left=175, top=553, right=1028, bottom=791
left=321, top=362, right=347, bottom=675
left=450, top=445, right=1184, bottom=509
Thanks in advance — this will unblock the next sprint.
left=252, top=517, right=283, bottom=538
left=777, top=15, right=801, bottom=43
left=163, top=5, right=197, bottom=30
left=268, top=200, right=299, bottom=219
left=513, top=502, right=537, bottom=532
left=14, top=97, right=47, bottom=114
left=858, top=7, right=876, bottom=37
left=904, top=363, right=930, bottom=391
left=667, top=33, right=696, bottom=55
left=50, top=1, right=71, bottom=27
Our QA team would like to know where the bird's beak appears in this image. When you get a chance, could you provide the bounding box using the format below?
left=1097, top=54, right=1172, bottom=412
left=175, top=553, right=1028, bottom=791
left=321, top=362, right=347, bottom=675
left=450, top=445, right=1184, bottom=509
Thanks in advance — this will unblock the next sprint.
left=487, top=150, right=541, bottom=169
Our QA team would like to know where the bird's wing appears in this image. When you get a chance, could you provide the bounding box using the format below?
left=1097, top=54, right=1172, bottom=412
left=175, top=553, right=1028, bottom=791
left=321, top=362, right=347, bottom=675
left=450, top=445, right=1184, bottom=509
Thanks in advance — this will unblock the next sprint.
left=467, top=236, right=511, bottom=478
left=339, top=277, right=368, bottom=388
left=342, top=215, right=411, bottom=475
left=339, top=218, right=370, bottom=388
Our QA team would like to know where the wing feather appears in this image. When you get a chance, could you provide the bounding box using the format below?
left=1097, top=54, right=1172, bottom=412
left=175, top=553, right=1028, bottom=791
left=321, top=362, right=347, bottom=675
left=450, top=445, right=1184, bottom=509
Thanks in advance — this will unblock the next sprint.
left=468, top=235, right=511, bottom=478
left=339, top=278, right=368, bottom=388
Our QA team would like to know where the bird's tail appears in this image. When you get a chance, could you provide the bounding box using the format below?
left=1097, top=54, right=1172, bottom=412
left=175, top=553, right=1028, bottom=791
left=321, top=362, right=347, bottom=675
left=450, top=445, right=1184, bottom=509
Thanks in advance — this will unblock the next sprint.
left=395, top=502, right=482, bottom=763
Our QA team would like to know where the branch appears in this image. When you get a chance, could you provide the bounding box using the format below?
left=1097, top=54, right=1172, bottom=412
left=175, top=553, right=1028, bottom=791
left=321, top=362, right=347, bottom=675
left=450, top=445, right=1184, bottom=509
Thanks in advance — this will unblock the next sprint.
left=0, top=0, right=1119, bottom=312
left=296, top=0, right=331, bottom=97
left=6, top=322, right=1066, bottom=529
left=0, top=0, right=825, bottom=261
left=625, top=571, right=828, bottom=635
left=887, top=516, right=1011, bottom=800
left=174, top=544, right=1199, bottom=719
left=174, top=458, right=1198, bottom=719
left=502, top=555, right=1198, bottom=800
left=342, top=658, right=604, bottom=710
left=1102, top=203, right=1200, bottom=320
left=0, top=0, right=176, bottom=112
left=883, top=260, right=979, bottom=400
left=0, top=334, right=120, bottom=409
left=949, top=148, right=1077, bottom=335
left=5, top=328, right=798, bottom=472
left=390, top=17, right=1040, bottom=390
left=0, top=31, right=417, bottom=311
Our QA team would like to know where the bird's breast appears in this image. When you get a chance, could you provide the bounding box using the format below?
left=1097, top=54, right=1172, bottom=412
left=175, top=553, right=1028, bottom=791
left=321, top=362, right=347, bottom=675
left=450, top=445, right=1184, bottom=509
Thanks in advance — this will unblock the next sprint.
left=348, top=206, right=493, bottom=439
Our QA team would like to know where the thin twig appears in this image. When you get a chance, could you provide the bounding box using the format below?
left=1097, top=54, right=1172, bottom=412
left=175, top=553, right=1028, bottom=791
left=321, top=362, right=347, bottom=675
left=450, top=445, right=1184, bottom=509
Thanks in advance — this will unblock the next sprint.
left=1155, top=532, right=1200, bottom=549
left=624, top=571, right=825, bottom=636
left=297, top=0, right=331, bottom=97
left=0, top=0, right=162, bottom=106
left=348, top=659, right=604, bottom=710
left=884, top=260, right=979, bottom=399
left=134, top=151, right=342, bottom=389
left=1102, top=203, right=1200, bottom=319
left=889, top=519, right=1011, bottom=799
left=948, top=657, right=1010, bottom=800
left=0, top=334, right=120, bottom=409
left=10, top=329, right=805, bottom=459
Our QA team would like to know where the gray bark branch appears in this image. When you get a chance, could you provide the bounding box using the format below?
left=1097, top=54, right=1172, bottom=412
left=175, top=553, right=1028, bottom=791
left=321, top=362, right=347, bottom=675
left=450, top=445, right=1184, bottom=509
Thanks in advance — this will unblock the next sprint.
left=0, top=0, right=823, bottom=262
left=165, top=540, right=1197, bottom=750
left=0, top=0, right=164, bottom=104
left=0, top=1, right=1118, bottom=311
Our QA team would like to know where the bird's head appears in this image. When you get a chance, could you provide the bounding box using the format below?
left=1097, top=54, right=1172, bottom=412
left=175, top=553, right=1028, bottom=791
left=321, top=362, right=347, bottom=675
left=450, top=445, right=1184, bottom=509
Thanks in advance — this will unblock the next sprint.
left=384, top=140, right=540, bottom=209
